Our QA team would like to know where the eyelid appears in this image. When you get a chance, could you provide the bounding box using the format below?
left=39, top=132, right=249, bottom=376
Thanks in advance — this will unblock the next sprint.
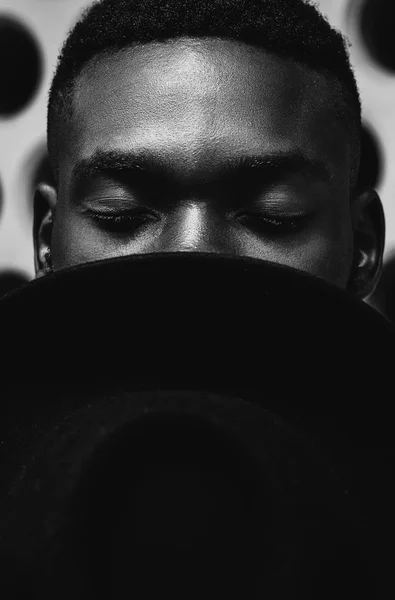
left=86, top=208, right=160, bottom=234
left=234, top=209, right=311, bottom=234
left=82, top=195, right=138, bottom=207
left=84, top=205, right=159, bottom=217
left=233, top=208, right=308, bottom=220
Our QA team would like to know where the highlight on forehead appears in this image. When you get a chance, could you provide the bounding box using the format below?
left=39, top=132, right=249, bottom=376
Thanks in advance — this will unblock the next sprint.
left=47, top=0, right=361, bottom=191
left=50, top=48, right=358, bottom=197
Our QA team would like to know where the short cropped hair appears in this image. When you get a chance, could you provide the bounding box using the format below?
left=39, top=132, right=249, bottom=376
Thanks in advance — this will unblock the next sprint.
left=47, top=0, right=362, bottom=196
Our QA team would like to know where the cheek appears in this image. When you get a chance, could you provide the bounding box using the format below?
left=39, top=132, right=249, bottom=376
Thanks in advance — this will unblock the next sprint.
left=241, top=223, right=353, bottom=289
left=285, top=225, right=353, bottom=289
left=287, top=204, right=354, bottom=288
left=51, top=211, right=117, bottom=269
left=323, top=207, right=354, bottom=288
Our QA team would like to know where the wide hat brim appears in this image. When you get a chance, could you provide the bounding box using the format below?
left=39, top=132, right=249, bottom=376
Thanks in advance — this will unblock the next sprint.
left=0, top=252, right=394, bottom=596
left=0, top=251, right=394, bottom=438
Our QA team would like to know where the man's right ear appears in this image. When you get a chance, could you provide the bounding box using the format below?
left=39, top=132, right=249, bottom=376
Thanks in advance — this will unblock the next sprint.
left=33, top=183, right=57, bottom=279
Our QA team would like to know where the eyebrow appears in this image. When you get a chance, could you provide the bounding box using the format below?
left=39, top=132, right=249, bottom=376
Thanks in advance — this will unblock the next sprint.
left=70, top=147, right=333, bottom=191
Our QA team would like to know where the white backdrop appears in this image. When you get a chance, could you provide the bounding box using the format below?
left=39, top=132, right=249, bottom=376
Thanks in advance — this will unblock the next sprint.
left=0, top=0, right=394, bottom=289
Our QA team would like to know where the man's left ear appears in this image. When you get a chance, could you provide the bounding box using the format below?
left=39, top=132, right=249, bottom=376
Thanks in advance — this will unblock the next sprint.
left=347, top=188, right=385, bottom=300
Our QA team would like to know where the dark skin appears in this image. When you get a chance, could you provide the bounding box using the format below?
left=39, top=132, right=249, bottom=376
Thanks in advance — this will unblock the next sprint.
left=34, top=38, right=385, bottom=299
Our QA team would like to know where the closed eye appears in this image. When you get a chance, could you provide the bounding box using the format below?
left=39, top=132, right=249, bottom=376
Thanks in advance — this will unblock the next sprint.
left=236, top=211, right=308, bottom=234
left=87, top=209, right=159, bottom=233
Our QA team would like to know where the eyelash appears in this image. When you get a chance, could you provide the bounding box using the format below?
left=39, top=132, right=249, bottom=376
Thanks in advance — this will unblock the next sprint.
left=89, top=210, right=157, bottom=232
left=236, top=212, right=304, bottom=233
left=88, top=210, right=304, bottom=234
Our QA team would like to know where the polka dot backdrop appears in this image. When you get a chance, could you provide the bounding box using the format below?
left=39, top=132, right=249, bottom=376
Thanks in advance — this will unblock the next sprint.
left=0, top=0, right=394, bottom=311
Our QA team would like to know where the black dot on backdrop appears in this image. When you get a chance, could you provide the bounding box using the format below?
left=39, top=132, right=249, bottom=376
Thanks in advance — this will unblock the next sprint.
left=0, top=271, right=29, bottom=299
left=0, top=15, right=43, bottom=116
left=356, top=124, right=383, bottom=192
left=360, top=0, right=395, bottom=73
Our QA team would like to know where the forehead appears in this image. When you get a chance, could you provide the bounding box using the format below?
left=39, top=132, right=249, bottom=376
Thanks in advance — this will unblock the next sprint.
left=60, top=38, right=349, bottom=186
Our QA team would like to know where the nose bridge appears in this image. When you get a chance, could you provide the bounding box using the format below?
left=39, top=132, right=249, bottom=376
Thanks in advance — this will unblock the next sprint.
left=157, top=202, right=228, bottom=254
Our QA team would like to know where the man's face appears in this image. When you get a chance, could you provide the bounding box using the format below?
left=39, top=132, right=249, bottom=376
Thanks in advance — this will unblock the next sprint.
left=49, top=38, right=355, bottom=288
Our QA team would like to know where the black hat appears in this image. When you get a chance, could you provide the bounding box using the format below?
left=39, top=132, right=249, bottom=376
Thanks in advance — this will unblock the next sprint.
left=0, top=252, right=394, bottom=598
